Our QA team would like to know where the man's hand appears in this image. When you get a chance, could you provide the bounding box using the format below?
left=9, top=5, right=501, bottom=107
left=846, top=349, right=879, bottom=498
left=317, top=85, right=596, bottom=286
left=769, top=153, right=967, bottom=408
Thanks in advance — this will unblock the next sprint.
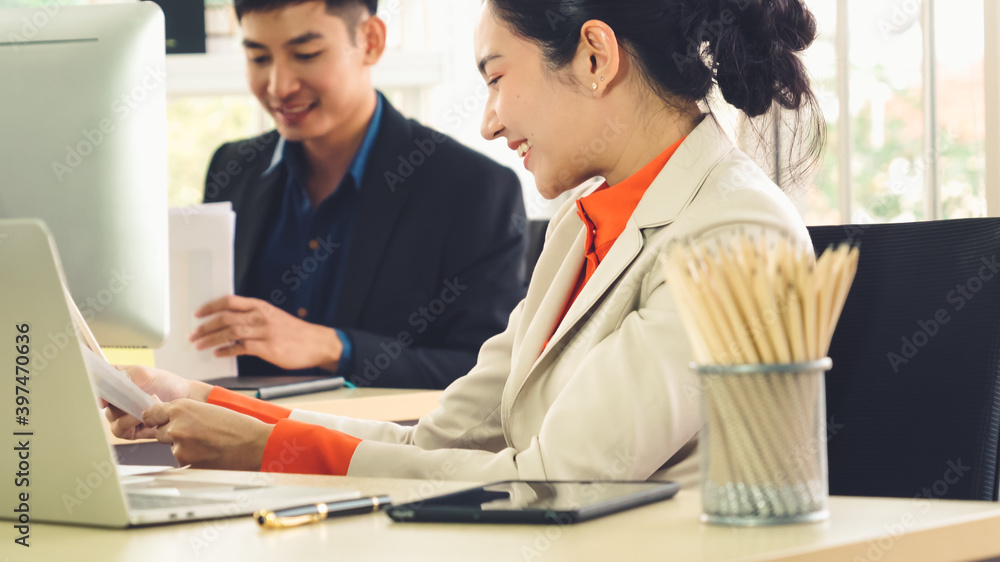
left=190, top=295, right=343, bottom=371
left=142, top=400, right=273, bottom=471
left=103, top=365, right=212, bottom=440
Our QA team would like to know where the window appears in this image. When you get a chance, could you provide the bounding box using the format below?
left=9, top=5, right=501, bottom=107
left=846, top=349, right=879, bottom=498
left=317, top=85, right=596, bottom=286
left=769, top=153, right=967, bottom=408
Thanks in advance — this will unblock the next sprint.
left=793, top=0, right=987, bottom=225
left=9, top=0, right=992, bottom=221
left=166, top=96, right=262, bottom=207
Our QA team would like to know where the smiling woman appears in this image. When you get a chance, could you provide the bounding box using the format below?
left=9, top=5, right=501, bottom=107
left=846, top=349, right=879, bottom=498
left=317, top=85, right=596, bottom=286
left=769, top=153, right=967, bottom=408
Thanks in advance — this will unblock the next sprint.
left=109, top=0, right=827, bottom=487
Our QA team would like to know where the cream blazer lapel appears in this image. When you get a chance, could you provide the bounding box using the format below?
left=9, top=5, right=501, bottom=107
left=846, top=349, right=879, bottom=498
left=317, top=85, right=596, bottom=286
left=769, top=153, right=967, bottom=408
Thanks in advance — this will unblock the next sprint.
left=508, top=210, right=586, bottom=380
left=531, top=115, right=734, bottom=366
left=500, top=115, right=737, bottom=421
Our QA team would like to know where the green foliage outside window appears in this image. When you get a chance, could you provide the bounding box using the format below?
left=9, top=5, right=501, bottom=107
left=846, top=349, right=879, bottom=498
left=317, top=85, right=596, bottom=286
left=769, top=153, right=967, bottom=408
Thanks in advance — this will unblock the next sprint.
left=166, top=96, right=265, bottom=207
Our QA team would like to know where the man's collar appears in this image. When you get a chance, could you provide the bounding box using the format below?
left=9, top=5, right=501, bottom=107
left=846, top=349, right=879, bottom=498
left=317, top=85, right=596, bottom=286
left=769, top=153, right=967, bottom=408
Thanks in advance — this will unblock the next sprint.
left=261, top=92, right=385, bottom=191
left=261, top=137, right=286, bottom=177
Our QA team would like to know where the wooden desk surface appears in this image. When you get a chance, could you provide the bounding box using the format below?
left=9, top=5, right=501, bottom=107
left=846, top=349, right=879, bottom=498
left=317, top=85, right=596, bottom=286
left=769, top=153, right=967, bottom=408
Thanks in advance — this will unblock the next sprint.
left=81, top=372, right=1000, bottom=560
left=269, top=387, right=442, bottom=421
left=16, top=469, right=1000, bottom=562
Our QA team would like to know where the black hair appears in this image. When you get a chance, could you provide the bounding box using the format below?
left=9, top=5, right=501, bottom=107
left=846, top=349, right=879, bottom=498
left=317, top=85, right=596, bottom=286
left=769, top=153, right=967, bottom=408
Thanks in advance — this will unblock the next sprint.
left=233, top=0, right=378, bottom=21
left=486, top=0, right=826, bottom=186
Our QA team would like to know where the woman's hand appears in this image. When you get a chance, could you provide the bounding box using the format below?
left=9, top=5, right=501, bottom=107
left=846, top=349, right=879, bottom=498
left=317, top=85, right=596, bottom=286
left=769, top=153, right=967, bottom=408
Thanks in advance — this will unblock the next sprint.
left=142, top=400, right=273, bottom=471
left=103, top=365, right=212, bottom=440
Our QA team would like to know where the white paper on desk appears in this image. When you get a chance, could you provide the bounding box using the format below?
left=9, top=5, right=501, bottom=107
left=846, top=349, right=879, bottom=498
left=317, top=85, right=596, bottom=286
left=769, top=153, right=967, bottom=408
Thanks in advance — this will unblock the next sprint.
left=153, top=203, right=238, bottom=381
left=81, top=345, right=157, bottom=419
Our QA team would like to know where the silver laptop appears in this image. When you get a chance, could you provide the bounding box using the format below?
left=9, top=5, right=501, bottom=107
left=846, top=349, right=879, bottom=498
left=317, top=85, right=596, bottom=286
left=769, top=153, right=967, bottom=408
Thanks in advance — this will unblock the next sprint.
left=0, top=219, right=358, bottom=527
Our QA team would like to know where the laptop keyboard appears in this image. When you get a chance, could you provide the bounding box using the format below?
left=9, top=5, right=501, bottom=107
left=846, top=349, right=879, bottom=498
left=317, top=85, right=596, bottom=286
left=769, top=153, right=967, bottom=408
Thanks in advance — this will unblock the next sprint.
left=128, top=494, right=230, bottom=510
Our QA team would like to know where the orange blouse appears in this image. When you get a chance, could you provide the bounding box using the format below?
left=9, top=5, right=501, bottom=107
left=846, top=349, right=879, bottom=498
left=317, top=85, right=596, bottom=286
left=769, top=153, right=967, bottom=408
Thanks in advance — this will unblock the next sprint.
left=208, top=386, right=360, bottom=475
left=546, top=136, right=685, bottom=347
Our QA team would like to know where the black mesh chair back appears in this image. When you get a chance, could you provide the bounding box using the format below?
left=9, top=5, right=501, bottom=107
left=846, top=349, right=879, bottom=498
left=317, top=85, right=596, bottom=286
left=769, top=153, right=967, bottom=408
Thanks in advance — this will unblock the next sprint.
left=809, top=218, right=1000, bottom=501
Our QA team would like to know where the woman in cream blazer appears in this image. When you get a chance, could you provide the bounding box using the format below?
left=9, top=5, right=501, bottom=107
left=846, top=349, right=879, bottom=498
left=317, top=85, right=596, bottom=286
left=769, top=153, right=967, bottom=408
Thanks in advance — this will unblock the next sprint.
left=282, top=114, right=811, bottom=484
left=108, top=0, right=824, bottom=484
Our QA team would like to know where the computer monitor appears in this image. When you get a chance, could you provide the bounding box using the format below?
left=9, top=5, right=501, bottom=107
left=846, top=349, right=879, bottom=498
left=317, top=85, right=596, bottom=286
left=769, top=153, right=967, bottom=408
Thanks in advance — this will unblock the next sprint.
left=0, top=3, right=168, bottom=347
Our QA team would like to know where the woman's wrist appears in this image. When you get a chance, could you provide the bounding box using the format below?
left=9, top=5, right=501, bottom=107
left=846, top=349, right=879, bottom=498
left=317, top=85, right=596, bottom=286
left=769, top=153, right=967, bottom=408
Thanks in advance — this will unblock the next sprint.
left=188, top=380, right=213, bottom=402
left=247, top=421, right=275, bottom=471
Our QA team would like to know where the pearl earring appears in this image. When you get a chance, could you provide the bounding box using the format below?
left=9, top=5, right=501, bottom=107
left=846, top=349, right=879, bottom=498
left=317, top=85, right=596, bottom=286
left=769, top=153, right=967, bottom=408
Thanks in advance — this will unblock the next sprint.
left=592, top=82, right=598, bottom=90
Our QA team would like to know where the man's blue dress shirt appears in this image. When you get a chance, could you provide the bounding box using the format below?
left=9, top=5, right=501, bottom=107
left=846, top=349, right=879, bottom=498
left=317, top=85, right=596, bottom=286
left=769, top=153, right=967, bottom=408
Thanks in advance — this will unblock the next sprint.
left=242, top=94, right=384, bottom=377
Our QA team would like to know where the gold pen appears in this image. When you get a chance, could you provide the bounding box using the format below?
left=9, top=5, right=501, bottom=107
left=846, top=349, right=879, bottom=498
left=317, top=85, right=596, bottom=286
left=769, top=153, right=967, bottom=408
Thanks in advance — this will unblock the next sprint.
left=255, top=495, right=392, bottom=529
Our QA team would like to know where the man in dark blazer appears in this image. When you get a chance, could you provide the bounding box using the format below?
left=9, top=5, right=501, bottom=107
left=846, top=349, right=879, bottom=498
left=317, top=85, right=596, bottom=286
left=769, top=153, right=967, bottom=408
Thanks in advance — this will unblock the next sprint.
left=189, top=0, right=526, bottom=389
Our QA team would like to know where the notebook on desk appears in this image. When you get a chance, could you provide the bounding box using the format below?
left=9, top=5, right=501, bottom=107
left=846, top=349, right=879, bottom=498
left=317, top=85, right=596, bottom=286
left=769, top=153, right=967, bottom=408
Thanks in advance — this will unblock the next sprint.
left=204, top=375, right=345, bottom=400
left=0, top=219, right=358, bottom=527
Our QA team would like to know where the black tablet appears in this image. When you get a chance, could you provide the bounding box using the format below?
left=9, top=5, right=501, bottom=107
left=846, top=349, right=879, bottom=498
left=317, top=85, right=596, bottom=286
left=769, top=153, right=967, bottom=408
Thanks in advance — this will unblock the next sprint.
left=385, top=480, right=680, bottom=524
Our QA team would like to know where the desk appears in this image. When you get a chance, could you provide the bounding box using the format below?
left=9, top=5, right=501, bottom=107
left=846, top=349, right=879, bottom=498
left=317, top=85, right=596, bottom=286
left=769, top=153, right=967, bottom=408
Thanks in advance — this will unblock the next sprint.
left=75, top=385, right=1000, bottom=561
left=269, top=387, right=442, bottom=421
left=16, top=470, right=1000, bottom=562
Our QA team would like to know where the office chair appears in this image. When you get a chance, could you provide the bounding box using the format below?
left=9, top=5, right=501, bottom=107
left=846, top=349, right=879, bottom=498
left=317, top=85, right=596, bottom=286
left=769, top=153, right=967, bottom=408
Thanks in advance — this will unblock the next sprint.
left=809, top=218, right=1000, bottom=501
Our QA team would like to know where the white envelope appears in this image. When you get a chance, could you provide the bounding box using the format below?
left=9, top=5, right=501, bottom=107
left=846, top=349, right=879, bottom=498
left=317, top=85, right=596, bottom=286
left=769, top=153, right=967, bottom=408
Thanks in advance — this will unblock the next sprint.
left=153, top=202, right=238, bottom=381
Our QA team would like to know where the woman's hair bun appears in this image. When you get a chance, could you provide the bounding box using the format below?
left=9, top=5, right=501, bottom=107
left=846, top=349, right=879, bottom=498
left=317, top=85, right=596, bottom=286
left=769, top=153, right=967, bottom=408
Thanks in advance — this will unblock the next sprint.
left=709, top=0, right=819, bottom=117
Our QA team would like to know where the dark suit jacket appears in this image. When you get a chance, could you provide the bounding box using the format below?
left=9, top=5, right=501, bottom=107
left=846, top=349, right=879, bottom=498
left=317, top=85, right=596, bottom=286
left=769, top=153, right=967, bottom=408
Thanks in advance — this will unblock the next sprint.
left=203, top=98, right=527, bottom=389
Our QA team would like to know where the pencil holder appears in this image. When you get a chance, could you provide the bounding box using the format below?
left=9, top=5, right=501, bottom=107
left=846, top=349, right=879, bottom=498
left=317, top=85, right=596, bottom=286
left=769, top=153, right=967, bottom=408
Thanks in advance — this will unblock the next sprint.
left=693, top=358, right=832, bottom=526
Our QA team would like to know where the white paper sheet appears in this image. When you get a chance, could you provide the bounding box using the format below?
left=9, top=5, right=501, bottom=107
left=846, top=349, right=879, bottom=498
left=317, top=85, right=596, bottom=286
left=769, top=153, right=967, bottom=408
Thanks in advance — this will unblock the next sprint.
left=81, top=345, right=157, bottom=419
left=153, top=203, right=238, bottom=381
left=59, top=282, right=160, bottom=417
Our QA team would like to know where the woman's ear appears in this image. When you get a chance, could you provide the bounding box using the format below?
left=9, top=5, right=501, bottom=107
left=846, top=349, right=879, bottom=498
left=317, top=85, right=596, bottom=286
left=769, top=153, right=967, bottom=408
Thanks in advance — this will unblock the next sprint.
left=571, top=19, right=620, bottom=96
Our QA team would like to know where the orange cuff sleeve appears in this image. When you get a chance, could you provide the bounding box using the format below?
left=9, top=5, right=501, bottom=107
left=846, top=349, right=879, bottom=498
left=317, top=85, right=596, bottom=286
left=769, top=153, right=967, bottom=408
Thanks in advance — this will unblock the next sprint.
left=260, top=419, right=362, bottom=476
left=207, top=386, right=292, bottom=424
